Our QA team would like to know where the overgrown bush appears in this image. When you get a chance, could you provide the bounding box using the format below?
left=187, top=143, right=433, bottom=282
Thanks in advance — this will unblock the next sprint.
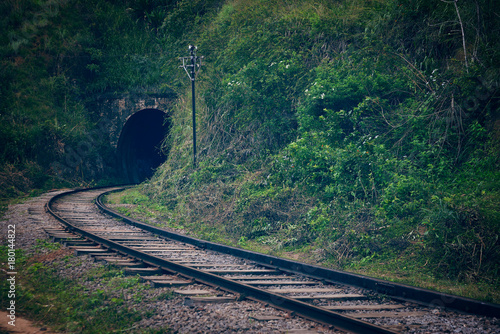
left=151, top=0, right=498, bottom=282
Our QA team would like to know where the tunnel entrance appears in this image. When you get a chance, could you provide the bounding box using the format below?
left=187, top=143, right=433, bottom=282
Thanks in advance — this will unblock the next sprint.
left=117, top=109, right=170, bottom=183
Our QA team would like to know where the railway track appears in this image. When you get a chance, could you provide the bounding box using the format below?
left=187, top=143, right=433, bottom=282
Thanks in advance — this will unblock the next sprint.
left=44, top=186, right=500, bottom=333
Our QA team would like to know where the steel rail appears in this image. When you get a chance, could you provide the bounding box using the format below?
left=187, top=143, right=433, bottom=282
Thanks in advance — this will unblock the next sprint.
left=96, top=187, right=500, bottom=319
left=47, top=187, right=399, bottom=334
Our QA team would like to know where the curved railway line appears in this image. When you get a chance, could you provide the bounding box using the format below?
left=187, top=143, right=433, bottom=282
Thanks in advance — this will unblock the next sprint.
left=44, top=186, right=499, bottom=333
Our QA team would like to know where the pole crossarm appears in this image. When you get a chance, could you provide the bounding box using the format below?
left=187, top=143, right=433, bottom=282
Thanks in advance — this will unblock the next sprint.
left=179, top=56, right=203, bottom=81
left=179, top=45, right=203, bottom=81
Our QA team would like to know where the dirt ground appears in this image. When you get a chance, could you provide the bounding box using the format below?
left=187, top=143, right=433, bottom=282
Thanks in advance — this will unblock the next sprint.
left=0, top=311, right=57, bottom=334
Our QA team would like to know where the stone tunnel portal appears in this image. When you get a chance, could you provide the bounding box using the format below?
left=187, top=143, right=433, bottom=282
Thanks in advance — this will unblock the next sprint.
left=117, top=108, right=170, bottom=183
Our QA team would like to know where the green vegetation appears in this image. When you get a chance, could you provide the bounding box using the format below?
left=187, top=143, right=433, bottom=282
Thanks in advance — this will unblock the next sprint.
left=2, top=0, right=499, bottom=303
left=0, top=0, right=188, bottom=199
left=143, top=0, right=500, bottom=301
left=0, top=245, right=170, bottom=333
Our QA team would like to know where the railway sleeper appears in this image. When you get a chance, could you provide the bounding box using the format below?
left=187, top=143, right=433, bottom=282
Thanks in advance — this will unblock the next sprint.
left=43, top=227, right=95, bottom=246
left=48, top=233, right=81, bottom=238
left=67, top=245, right=104, bottom=250
left=51, top=235, right=84, bottom=243
left=267, top=288, right=341, bottom=293
left=107, top=236, right=161, bottom=241
left=104, top=260, right=145, bottom=268
left=73, top=248, right=112, bottom=256
left=140, top=274, right=181, bottom=281
left=63, top=240, right=95, bottom=247
left=242, top=280, right=319, bottom=286
left=28, top=207, right=44, bottom=214
left=149, top=279, right=194, bottom=288
left=173, top=289, right=213, bottom=296
left=325, top=304, right=405, bottom=311
left=84, top=252, right=118, bottom=257
left=292, top=293, right=368, bottom=301
left=284, top=330, right=322, bottom=334
left=184, top=296, right=237, bottom=306
left=92, top=255, right=129, bottom=262
left=349, top=311, right=428, bottom=319
left=134, top=246, right=197, bottom=250
left=124, top=267, right=163, bottom=276
left=249, top=315, right=285, bottom=321
left=209, top=269, right=281, bottom=275
left=43, top=227, right=69, bottom=233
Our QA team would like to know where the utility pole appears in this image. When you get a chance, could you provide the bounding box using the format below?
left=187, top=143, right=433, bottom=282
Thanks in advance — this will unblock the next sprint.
left=179, top=45, right=203, bottom=168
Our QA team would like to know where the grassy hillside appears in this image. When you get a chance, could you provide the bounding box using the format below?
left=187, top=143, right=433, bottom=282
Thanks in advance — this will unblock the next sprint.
left=1, top=0, right=499, bottom=300
left=141, top=0, right=500, bottom=299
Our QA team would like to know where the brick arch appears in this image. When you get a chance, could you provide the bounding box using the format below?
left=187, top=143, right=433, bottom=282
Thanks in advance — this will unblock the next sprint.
left=89, top=92, right=176, bottom=182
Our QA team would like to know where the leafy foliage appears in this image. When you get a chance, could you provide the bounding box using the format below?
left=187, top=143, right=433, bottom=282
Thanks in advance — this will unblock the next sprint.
left=146, top=0, right=499, bottom=285
left=0, top=0, right=180, bottom=197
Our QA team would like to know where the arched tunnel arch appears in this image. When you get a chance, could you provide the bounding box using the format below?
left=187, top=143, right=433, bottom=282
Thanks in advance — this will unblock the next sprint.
left=117, top=108, right=171, bottom=183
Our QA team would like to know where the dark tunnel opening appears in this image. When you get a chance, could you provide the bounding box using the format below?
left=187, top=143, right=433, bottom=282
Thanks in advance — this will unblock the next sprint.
left=117, top=109, right=170, bottom=183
